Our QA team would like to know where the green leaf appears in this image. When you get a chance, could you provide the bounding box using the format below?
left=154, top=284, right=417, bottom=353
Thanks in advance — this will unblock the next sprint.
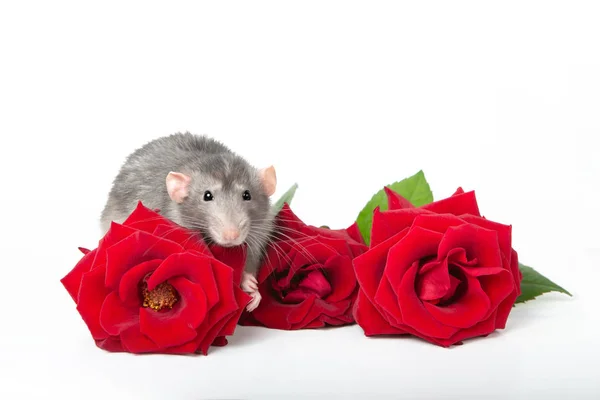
left=271, top=183, right=299, bottom=214
left=515, top=263, right=572, bottom=303
left=355, top=170, right=433, bottom=245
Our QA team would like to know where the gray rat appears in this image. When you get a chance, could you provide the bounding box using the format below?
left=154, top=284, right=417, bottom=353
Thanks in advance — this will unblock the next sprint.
left=99, top=131, right=277, bottom=311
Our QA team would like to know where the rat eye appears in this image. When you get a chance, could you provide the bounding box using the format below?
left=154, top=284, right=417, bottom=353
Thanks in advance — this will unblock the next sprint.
left=203, top=191, right=213, bottom=201
left=242, top=190, right=251, bottom=201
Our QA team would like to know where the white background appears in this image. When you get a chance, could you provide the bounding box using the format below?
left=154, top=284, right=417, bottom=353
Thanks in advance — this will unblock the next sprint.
left=1, top=1, right=599, bottom=399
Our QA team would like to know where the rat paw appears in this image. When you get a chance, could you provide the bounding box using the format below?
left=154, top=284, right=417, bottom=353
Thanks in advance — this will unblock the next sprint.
left=241, top=272, right=258, bottom=292
left=246, top=290, right=262, bottom=312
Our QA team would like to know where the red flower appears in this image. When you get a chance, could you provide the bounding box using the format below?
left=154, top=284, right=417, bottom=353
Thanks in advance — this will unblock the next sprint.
left=239, top=204, right=368, bottom=329
left=353, top=188, right=522, bottom=346
left=60, top=202, right=251, bottom=355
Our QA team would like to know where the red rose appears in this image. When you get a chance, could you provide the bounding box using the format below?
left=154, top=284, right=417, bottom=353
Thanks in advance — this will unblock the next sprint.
left=353, top=188, right=522, bottom=346
left=61, top=202, right=251, bottom=354
left=239, top=204, right=368, bottom=329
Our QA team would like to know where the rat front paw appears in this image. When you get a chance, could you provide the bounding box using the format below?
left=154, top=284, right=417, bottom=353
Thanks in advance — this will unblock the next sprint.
left=241, top=271, right=258, bottom=292
left=246, top=290, right=262, bottom=312
left=241, top=272, right=261, bottom=312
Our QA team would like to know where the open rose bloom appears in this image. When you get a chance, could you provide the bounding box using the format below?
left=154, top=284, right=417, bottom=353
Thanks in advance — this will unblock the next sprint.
left=353, top=188, right=522, bottom=346
left=61, top=202, right=250, bottom=354
left=239, top=204, right=368, bottom=329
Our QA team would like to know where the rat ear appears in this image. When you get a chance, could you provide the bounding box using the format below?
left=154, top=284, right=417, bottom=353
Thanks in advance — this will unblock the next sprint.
left=259, top=165, right=277, bottom=197
left=166, top=172, right=191, bottom=203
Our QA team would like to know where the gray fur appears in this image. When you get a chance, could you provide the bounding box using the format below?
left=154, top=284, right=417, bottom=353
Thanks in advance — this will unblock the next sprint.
left=100, top=132, right=275, bottom=275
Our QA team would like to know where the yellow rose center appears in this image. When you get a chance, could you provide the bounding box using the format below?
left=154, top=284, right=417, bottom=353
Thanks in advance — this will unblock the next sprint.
left=141, top=280, right=179, bottom=311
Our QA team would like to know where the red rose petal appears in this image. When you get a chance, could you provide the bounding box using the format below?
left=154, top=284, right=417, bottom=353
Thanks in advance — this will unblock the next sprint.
left=280, top=266, right=333, bottom=304
left=436, top=310, right=498, bottom=347
left=422, top=190, right=481, bottom=217
left=476, top=268, right=515, bottom=318
left=375, top=273, right=407, bottom=327
left=99, top=292, right=139, bottom=336
left=299, top=270, right=331, bottom=298
left=118, top=259, right=163, bottom=307
left=152, top=224, right=212, bottom=256
left=281, top=246, right=314, bottom=282
left=371, top=207, right=429, bottom=247
left=353, top=230, right=408, bottom=303
left=358, top=267, right=481, bottom=347
left=282, top=288, right=313, bottom=303
left=120, top=326, right=159, bottom=353
left=166, top=277, right=211, bottom=330
left=452, top=187, right=465, bottom=195
left=276, top=204, right=367, bottom=259
left=460, top=265, right=505, bottom=277
left=303, top=224, right=368, bottom=258
left=92, top=223, right=139, bottom=268
left=76, top=266, right=111, bottom=340
left=78, top=247, right=91, bottom=254
left=495, top=289, right=519, bottom=330
left=104, top=231, right=184, bottom=290
left=437, top=224, right=503, bottom=272
left=139, top=277, right=207, bottom=348
left=123, top=201, right=174, bottom=233
left=275, top=246, right=327, bottom=290
left=209, top=245, right=248, bottom=284
left=61, top=248, right=98, bottom=303
left=495, top=250, right=521, bottom=329
left=460, top=214, right=512, bottom=264
left=323, top=255, right=357, bottom=303
left=410, top=213, right=466, bottom=235
left=161, top=339, right=201, bottom=355
left=196, top=286, right=250, bottom=354
left=275, top=204, right=307, bottom=238
left=291, top=297, right=329, bottom=329
left=256, top=246, right=286, bottom=283
left=397, top=264, right=458, bottom=339
left=95, top=336, right=124, bottom=352
left=357, top=287, right=452, bottom=346
left=279, top=294, right=318, bottom=327
left=216, top=286, right=251, bottom=338
left=196, top=308, right=239, bottom=355
left=172, top=289, right=245, bottom=355
left=147, top=253, right=219, bottom=311
left=511, top=249, right=521, bottom=294
left=194, top=260, right=243, bottom=351
left=423, top=275, right=491, bottom=329
left=79, top=228, right=132, bottom=291
left=346, top=222, right=367, bottom=245
left=315, top=234, right=357, bottom=257
left=441, top=274, right=462, bottom=303
left=385, top=226, right=443, bottom=293
left=347, top=241, right=369, bottom=258
left=384, top=186, right=415, bottom=210
left=446, top=247, right=477, bottom=267
left=212, top=336, right=228, bottom=347
left=320, top=313, right=354, bottom=326
left=297, top=297, right=353, bottom=329
left=461, top=214, right=518, bottom=302
left=353, top=289, right=407, bottom=336
left=416, top=259, right=451, bottom=301
left=305, top=320, right=326, bottom=329
left=251, top=290, right=317, bottom=330
left=288, top=240, right=334, bottom=275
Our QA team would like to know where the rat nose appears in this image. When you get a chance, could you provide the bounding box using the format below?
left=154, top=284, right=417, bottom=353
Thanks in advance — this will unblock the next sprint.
left=222, top=228, right=240, bottom=242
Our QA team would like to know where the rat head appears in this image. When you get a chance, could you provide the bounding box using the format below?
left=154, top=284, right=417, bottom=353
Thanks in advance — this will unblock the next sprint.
left=165, top=157, right=276, bottom=248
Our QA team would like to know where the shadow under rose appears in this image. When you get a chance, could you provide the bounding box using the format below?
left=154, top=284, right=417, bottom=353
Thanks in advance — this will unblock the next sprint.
left=223, top=325, right=274, bottom=348
left=360, top=293, right=576, bottom=348
left=362, top=331, right=502, bottom=348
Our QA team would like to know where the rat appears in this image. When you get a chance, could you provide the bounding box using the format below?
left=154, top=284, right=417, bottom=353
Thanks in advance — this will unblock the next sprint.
left=99, top=132, right=277, bottom=311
